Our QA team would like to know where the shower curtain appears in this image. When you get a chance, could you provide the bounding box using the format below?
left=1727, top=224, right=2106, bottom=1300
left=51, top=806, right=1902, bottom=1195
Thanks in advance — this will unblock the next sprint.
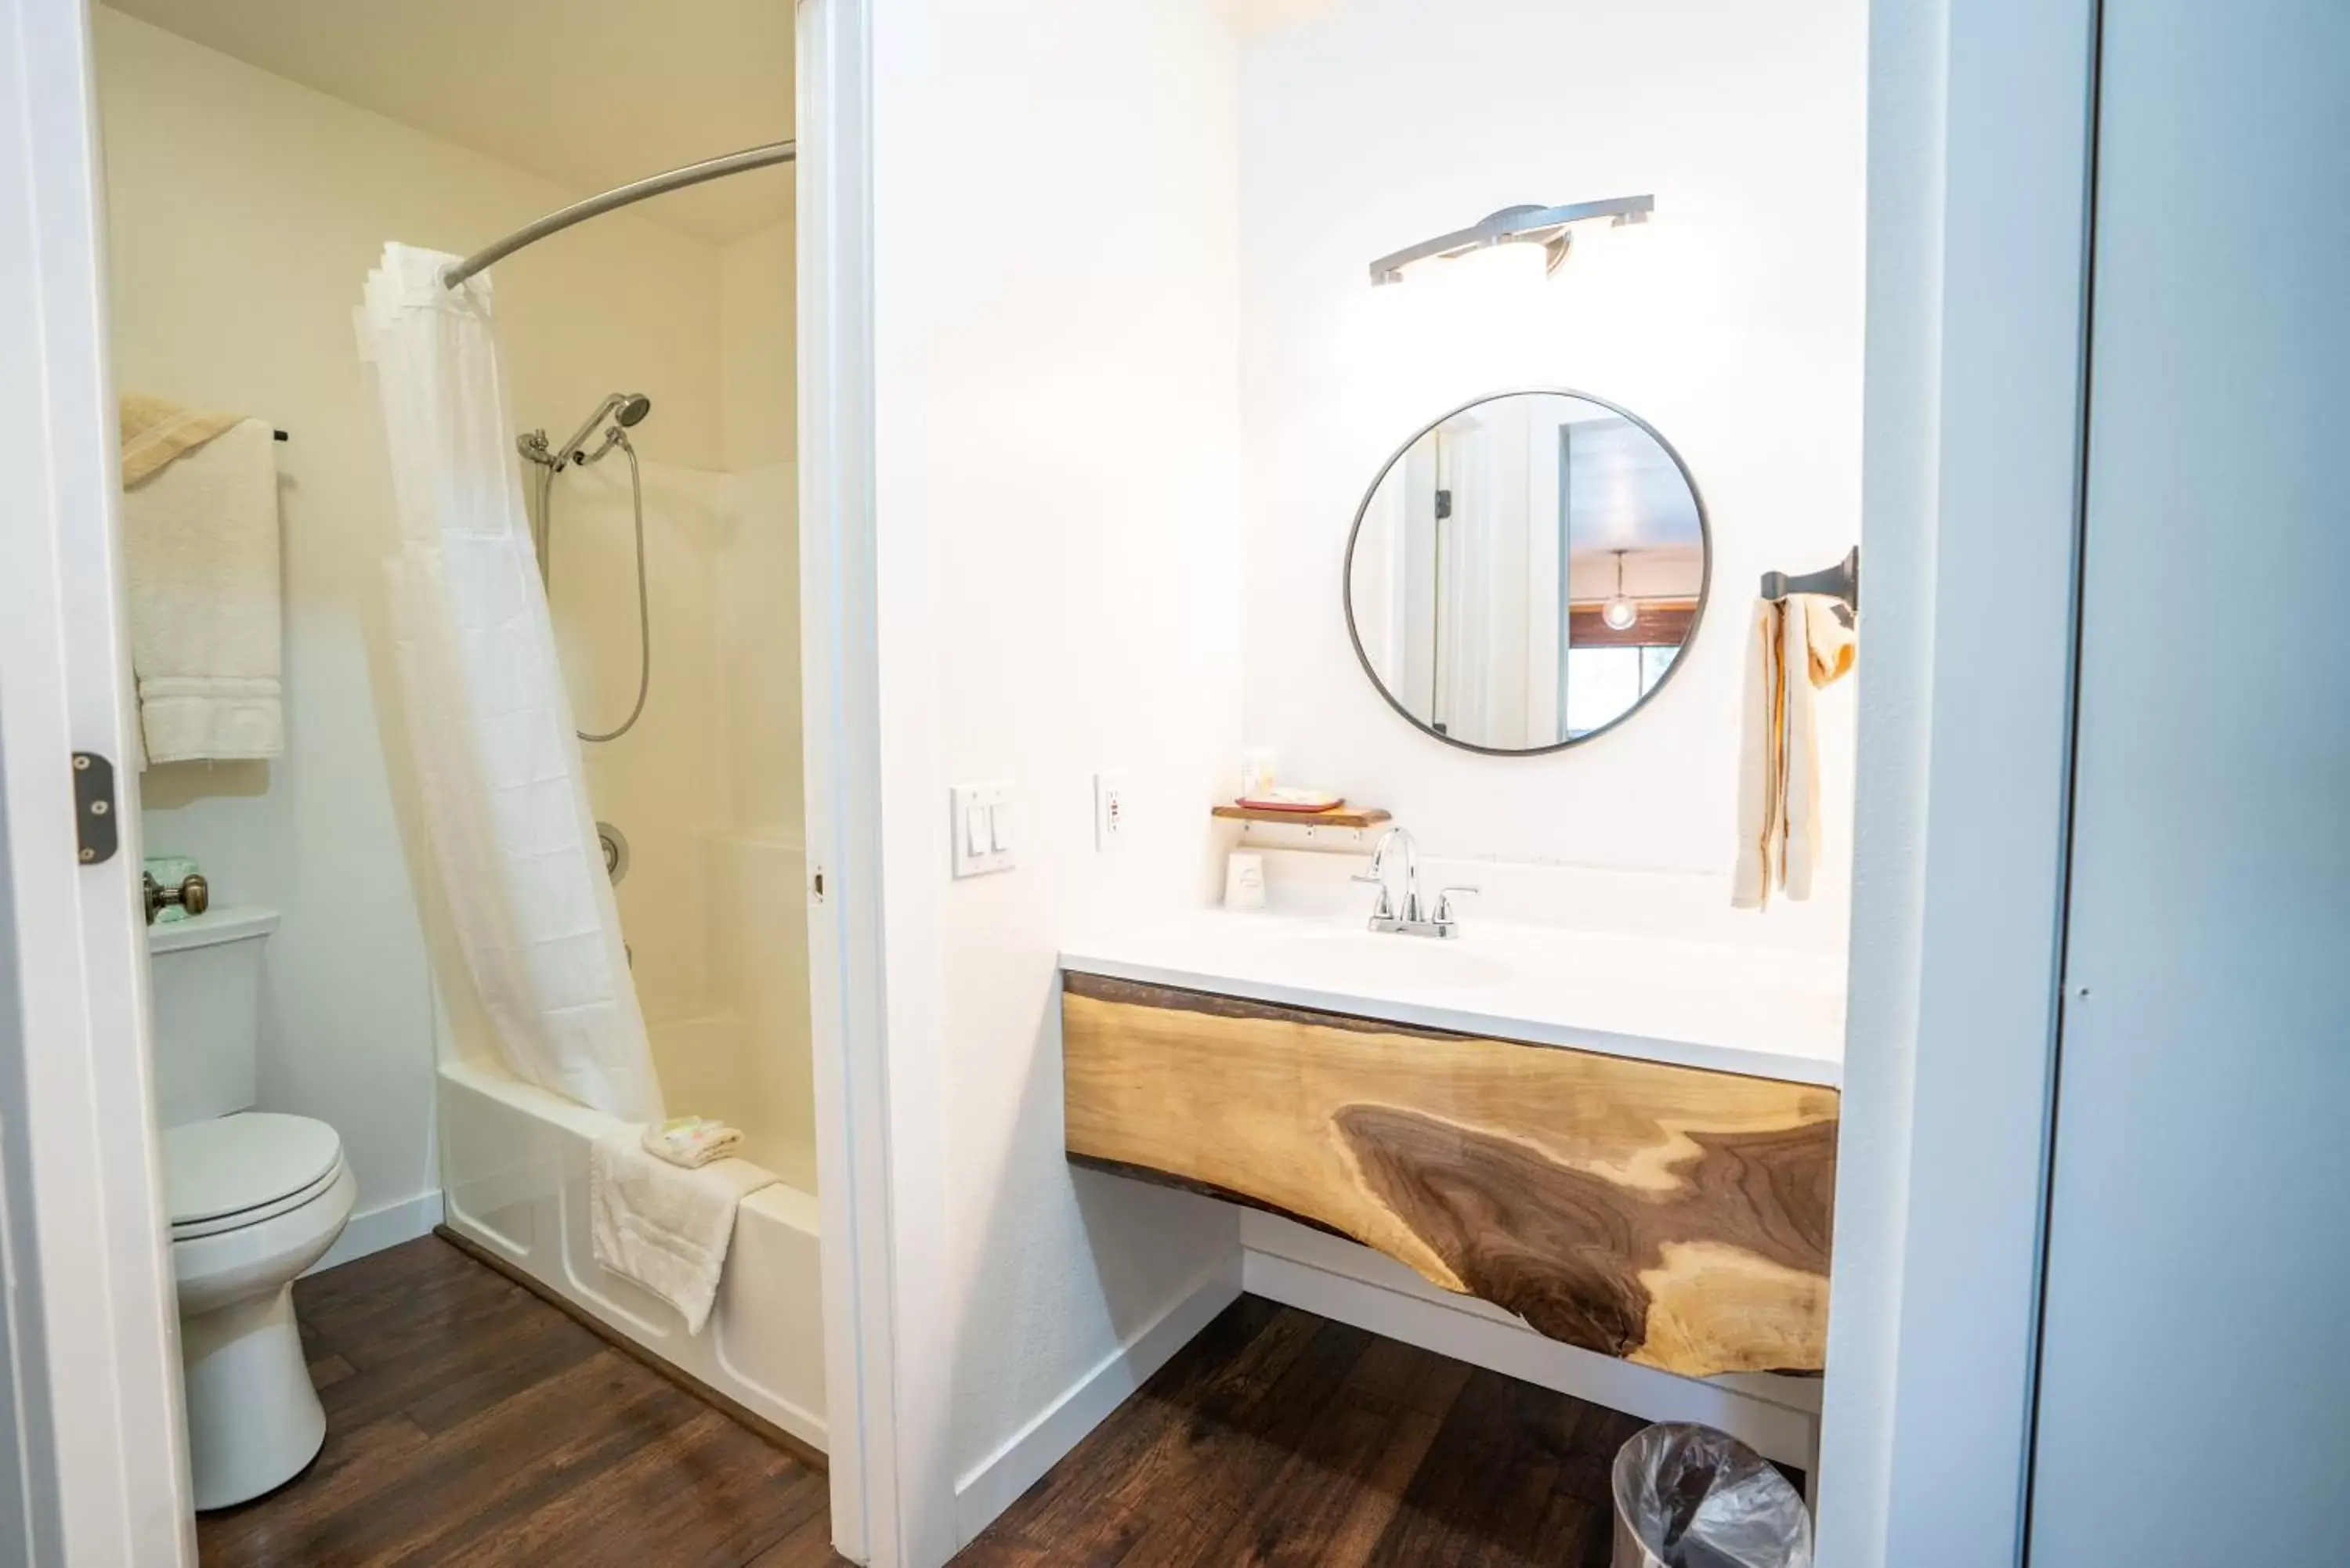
left=356, top=243, right=664, bottom=1124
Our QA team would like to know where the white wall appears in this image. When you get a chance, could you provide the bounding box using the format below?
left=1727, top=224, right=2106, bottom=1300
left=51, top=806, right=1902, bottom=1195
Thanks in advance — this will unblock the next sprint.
left=865, top=0, right=1248, bottom=1538
left=1238, top=0, right=1866, bottom=912
left=96, top=7, right=727, bottom=1245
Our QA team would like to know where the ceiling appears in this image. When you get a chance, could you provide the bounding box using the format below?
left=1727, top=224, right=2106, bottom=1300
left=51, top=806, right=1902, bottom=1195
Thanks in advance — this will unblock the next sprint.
left=103, top=0, right=794, bottom=245
left=1563, top=417, right=1705, bottom=553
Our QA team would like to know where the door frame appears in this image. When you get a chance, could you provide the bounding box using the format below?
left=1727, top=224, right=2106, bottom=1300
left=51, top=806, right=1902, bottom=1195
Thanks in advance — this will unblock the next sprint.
left=798, top=0, right=953, bottom=1562
left=0, top=0, right=196, bottom=1560
left=2, top=0, right=935, bottom=1562
left=1814, top=0, right=2100, bottom=1564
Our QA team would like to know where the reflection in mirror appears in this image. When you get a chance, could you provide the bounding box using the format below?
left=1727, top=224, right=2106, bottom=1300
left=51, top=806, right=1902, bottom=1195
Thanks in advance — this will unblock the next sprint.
left=1345, top=390, right=1708, bottom=753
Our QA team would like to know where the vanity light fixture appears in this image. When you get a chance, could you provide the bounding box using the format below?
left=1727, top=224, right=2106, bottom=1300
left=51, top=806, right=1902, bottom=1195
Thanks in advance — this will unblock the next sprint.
left=1368, top=195, right=1654, bottom=287
left=1602, top=551, right=1640, bottom=631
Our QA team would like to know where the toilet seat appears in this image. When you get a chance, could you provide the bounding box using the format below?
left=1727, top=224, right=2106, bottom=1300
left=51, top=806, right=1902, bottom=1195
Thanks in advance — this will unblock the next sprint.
left=165, top=1112, right=344, bottom=1240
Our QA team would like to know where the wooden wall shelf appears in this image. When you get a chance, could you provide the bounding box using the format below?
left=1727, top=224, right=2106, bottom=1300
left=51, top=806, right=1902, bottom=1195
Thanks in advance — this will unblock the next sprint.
left=1062, top=971, right=1838, bottom=1378
left=1211, top=803, right=1392, bottom=829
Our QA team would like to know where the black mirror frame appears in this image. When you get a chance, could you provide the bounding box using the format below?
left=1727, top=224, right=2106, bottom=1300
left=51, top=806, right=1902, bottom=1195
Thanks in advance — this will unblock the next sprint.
left=1340, top=386, right=1713, bottom=757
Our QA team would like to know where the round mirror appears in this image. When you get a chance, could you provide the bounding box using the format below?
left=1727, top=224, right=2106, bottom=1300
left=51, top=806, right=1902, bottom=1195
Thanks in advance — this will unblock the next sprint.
left=1344, top=389, right=1709, bottom=754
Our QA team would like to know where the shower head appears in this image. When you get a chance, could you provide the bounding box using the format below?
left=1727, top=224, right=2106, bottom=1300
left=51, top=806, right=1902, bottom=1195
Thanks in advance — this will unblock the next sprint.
left=555, top=391, right=653, bottom=467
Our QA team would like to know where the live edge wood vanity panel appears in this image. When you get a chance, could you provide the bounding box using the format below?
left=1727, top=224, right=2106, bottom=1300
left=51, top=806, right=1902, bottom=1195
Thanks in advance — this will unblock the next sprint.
left=1061, top=971, right=1838, bottom=1378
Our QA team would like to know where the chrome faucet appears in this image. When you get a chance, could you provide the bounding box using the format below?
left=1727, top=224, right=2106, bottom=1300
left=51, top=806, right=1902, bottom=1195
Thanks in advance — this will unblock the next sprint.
left=1353, top=827, right=1477, bottom=939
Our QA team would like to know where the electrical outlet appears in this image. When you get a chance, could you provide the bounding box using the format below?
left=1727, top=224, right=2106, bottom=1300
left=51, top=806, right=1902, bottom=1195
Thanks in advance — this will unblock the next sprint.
left=1094, top=772, right=1130, bottom=851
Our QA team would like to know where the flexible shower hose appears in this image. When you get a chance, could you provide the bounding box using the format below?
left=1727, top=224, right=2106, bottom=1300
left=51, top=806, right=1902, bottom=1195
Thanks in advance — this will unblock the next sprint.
left=537, top=431, right=652, bottom=743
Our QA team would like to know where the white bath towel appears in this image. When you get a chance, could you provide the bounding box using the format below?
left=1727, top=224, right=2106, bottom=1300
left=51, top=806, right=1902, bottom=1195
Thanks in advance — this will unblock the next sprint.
left=590, top=1126, right=777, bottom=1334
left=1732, top=595, right=1856, bottom=909
left=118, top=398, right=284, bottom=765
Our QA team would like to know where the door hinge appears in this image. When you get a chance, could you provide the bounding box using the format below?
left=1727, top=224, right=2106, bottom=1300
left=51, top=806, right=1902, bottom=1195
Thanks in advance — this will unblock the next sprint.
left=71, top=752, right=119, bottom=865
left=1434, top=488, right=1454, bottom=520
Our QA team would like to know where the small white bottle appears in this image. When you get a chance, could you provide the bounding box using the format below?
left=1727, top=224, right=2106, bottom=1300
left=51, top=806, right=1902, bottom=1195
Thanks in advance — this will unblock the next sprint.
left=1238, top=749, right=1277, bottom=804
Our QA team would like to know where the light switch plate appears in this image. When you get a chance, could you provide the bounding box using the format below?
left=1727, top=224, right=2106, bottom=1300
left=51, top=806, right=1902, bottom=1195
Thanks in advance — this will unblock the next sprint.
left=952, top=782, right=1014, bottom=877
left=1094, top=772, right=1129, bottom=851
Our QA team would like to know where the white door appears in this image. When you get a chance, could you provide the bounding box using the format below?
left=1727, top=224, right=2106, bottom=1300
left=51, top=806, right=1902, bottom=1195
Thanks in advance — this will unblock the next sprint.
left=2029, top=2, right=2350, bottom=1561
left=0, top=0, right=195, bottom=1561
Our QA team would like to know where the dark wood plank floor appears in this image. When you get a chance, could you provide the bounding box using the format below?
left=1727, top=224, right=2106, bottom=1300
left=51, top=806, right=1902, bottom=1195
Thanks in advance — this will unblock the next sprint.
left=197, top=1236, right=843, bottom=1566
left=217, top=1241, right=1672, bottom=1566
left=960, top=1296, right=1652, bottom=1568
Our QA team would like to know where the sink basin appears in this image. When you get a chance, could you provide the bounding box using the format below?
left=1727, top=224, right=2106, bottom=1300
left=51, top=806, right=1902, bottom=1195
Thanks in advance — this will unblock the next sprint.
left=1062, top=908, right=1847, bottom=1088
left=1256, top=929, right=1510, bottom=992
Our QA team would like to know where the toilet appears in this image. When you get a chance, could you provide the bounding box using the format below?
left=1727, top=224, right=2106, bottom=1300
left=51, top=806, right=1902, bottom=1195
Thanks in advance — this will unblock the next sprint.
left=148, top=908, right=355, bottom=1510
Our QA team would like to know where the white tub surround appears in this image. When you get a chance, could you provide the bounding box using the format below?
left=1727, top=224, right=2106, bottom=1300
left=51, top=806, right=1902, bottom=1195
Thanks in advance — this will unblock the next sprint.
left=436, top=1062, right=825, bottom=1454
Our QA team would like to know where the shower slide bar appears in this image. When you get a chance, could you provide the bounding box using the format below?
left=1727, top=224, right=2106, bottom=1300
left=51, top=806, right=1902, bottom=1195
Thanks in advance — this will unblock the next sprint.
left=440, top=139, right=797, bottom=289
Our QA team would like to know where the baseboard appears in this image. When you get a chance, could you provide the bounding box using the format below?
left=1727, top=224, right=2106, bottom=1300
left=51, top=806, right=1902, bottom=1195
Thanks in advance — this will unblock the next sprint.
left=306, top=1188, right=444, bottom=1277
left=951, top=1251, right=1244, bottom=1548
left=1239, top=1215, right=1820, bottom=1471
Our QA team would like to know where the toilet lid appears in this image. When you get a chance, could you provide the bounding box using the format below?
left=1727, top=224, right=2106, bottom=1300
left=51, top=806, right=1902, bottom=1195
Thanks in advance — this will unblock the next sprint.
left=164, top=1112, right=342, bottom=1230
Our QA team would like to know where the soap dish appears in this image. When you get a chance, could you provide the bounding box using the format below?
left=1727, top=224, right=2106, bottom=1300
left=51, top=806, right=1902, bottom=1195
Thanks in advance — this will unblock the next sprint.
left=1235, top=789, right=1344, bottom=813
left=1212, top=800, right=1392, bottom=831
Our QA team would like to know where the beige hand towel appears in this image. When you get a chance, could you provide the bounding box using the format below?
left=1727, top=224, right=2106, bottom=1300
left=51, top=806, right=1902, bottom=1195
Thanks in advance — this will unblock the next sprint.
left=1731, top=599, right=1788, bottom=910
left=1781, top=595, right=1856, bottom=901
left=118, top=396, right=284, bottom=765
left=1733, top=595, right=1856, bottom=909
left=119, top=392, right=244, bottom=487
left=590, top=1127, right=777, bottom=1334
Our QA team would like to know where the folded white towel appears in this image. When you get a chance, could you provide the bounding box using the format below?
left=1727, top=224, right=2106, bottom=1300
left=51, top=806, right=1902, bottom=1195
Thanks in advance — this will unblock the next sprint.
left=118, top=399, right=284, bottom=766
left=642, top=1115, right=743, bottom=1169
left=590, top=1127, right=776, bottom=1334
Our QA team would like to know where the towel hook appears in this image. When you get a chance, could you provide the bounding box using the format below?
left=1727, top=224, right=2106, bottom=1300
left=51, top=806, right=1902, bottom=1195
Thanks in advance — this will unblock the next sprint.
left=1760, top=546, right=1859, bottom=614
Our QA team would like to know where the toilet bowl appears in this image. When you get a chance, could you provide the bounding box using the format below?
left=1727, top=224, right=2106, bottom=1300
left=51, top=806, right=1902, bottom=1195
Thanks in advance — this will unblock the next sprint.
left=166, top=1111, right=355, bottom=1508
left=147, top=907, right=355, bottom=1509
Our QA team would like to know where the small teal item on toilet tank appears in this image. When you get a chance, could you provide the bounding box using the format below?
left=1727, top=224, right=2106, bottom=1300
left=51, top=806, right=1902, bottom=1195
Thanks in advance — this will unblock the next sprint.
left=145, top=855, right=201, bottom=921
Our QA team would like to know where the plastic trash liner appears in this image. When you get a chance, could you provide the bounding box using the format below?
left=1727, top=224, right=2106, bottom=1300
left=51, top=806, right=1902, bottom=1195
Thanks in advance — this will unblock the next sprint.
left=1611, top=1423, right=1813, bottom=1568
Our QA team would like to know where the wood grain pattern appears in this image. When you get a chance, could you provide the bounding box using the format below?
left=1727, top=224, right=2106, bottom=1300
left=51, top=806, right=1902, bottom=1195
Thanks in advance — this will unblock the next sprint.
left=960, top=1295, right=1680, bottom=1568
left=197, top=1237, right=845, bottom=1568
left=1062, top=972, right=1838, bottom=1376
left=434, top=1224, right=826, bottom=1474
left=1568, top=600, right=1698, bottom=649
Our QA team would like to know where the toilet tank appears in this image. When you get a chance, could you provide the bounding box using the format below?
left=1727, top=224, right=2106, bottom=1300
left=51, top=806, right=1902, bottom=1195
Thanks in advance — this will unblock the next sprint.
left=146, top=907, right=280, bottom=1129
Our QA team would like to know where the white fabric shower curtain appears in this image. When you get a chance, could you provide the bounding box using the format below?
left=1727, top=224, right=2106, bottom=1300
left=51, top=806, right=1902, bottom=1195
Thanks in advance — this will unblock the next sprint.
left=356, top=243, right=663, bottom=1124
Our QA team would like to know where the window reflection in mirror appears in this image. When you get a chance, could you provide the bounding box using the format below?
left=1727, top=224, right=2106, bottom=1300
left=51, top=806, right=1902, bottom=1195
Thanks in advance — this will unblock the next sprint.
left=1345, top=391, right=1708, bottom=753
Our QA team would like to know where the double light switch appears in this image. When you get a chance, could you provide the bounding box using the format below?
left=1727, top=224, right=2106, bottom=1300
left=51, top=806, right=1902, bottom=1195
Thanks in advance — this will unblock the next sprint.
left=952, top=782, right=1015, bottom=877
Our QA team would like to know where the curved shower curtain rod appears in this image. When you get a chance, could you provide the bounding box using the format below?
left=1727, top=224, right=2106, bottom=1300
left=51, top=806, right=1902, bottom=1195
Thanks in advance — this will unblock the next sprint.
left=440, top=139, right=797, bottom=289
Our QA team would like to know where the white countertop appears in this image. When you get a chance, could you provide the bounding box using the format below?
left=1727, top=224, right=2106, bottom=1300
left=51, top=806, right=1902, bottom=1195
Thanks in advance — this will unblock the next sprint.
left=1060, top=909, right=1846, bottom=1088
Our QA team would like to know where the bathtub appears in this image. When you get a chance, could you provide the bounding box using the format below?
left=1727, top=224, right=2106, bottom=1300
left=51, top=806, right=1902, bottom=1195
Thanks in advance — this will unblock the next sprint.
left=436, top=1059, right=827, bottom=1454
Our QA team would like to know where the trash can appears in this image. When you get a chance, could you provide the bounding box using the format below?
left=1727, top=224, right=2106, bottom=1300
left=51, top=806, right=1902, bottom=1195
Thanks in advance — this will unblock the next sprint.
left=1611, top=1423, right=1813, bottom=1568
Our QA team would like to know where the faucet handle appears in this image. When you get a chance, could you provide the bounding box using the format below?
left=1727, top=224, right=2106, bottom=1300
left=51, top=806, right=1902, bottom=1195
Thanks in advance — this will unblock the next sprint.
left=1434, top=885, right=1480, bottom=923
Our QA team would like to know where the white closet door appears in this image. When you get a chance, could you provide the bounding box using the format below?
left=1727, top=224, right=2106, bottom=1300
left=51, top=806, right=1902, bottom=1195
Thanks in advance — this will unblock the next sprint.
left=2030, top=2, right=2350, bottom=1562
